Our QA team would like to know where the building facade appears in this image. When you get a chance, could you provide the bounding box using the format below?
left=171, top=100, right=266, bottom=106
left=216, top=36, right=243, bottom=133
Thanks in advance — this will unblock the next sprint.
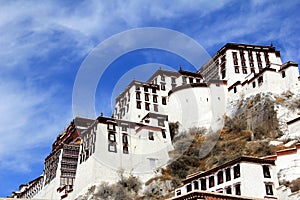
left=174, top=156, right=279, bottom=199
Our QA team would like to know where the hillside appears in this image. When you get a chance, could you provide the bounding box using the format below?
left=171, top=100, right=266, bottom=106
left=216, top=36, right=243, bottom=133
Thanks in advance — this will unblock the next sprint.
left=142, top=91, right=300, bottom=199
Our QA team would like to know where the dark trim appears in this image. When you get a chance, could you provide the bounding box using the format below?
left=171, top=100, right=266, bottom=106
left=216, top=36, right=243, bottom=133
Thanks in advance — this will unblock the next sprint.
left=218, top=43, right=277, bottom=55
left=168, top=82, right=208, bottom=96
left=147, top=69, right=181, bottom=82
left=279, top=61, right=299, bottom=72
left=287, top=117, right=300, bottom=125
left=207, top=80, right=228, bottom=85
left=247, top=67, right=276, bottom=84
left=141, top=112, right=168, bottom=121
left=228, top=81, right=241, bottom=91
left=199, top=42, right=279, bottom=74
left=179, top=69, right=203, bottom=78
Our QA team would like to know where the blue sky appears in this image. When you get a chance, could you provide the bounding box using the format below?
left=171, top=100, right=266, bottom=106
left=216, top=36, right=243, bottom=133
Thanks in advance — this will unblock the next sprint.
left=0, top=0, right=300, bottom=197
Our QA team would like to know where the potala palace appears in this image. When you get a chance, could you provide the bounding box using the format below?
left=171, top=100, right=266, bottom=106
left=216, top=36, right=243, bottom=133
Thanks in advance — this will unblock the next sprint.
left=9, top=43, right=300, bottom=200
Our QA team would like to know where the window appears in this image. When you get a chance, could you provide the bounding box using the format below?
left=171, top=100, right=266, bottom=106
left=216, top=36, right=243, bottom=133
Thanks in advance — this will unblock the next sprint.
left=145, top=103, right=150, bottom=111
left=194, top=181, right=199, bottom=190
left=221, top=70, right=226, bottom=79
left=225, top=168, right=231, bottom=181
left=235, top=184, right=241, bottom=195
left=149, top=132, right=154, bottom=140
left=176, top=190, right=181, bottom=196
left=161, top=75, right=165, bottom=81
left=251, top=68, right=255, bottom=73
left=264, top=52, right=270, bottom=63
left=258, top=62, right=262, bottom=68
left=242, top=68, right=247, bottom=74
left=122, top=134, right=128, bottom=144
left=108, top=144, right=117, bottom=152
left=248, top=52, right=253, bottom=61
left=242, top=61, right=246, bottom=66
left=217, top=171, right=223, bottom=184
left=201, top=179, right=206, bottom=190
left=186, top=184, right=192, bottom=192
left=252, top=81, right=256, bottom=88
left=233, top=164, right=240, bottom=178
left=182, top=76, right=187, bottom=84
left=232, top=52, right=238, bottom=60
left=108, top=124, right=115, bottom=131
left=209, top=176, right=214, bottom=188
left=196, top=78, right=200, bottom=83
left=234, top=86, right=237, bottom=93
left=257, top=53, right=261, bottom=62
left=282, top=71, right=286, bottom=78
left=265, top=184, right=273, bottom=195
left=152, top=87, right=156, bottom=93
left=154, top=104, right=158, bottom=112
left=240, top=51, right=245, bottom=60
left=108, top=133, right=116, bottom=142
left=162, top=130, right=166, bottom=138
left=135, top=85, right=140, bottom=90
left=250, top=62, right=254, bottom=67
left=235, top=67, right=239, bottom=73
left=122, top=126, right=128, bottom=132
left=153, top=95, right=158, bottom=103
left=263, top=165, right=271, bottom=178
left=136, top=92, right=140, bottom=100
left=234, top=60, right=238, bottom=65
left=258, top=76, right=263, bottom=84
left=162, top=97, right=167, bottom=105
left=123, top=146, right=129, bottom=154
left=136, top=101, right=141, bottom=109
left=189, top=77, right=193, bottom=84
left=161, top=84, right=166, bottom=91
left=158, top=119, right=165, bottom=127
left=172, top=77, right=176, bottom=84
left=144, top=86, right=149, bottom=92
left=145, top=94, right=149, bottom=101
left=226, top=187, right=232, bottom=194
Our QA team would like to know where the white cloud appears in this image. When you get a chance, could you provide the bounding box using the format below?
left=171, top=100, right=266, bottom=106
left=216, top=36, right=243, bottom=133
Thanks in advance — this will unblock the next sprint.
left=0, top=0, right=299, bottom=178
left=0, top=76, right=71, bottom=172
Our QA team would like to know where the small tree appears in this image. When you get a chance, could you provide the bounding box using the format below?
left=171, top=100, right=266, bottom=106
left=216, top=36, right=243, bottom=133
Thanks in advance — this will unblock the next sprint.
left=169, top=122, right=180, bottom=140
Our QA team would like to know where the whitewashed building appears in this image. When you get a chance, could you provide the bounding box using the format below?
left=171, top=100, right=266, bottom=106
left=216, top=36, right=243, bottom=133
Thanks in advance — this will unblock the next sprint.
left=173, top=156, right=279, bottom=199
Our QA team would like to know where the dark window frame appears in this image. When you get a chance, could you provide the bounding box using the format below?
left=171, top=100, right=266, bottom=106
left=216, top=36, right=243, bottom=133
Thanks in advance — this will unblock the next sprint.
left=235, top=67, right=239, bottom=73
left=209, top=176, right=214, bottom=188
left=217, top=171, right=224, bottom=184
left=148, top=132, right=154, bottom=141
left=153, top=95, right=158, bottom=103
left=136, top=101, right=141, bottom=109
left=145, top=103, right=150, bottom=111
left=162, top=97, right=167, bottom=105
left=186, top=184, right=192, bottom=192
left=123, top=145, right=129, bottom=154
left=108, top=133, right=116, bottom=142
left=108, top=143, right=117, bottom=153
left=235, top=184, right=241, bottom=195
left=225, top=168, right=231, bottom=181
left=265, top=184, right=273, bottom=195
left=233, top=164, right=240, bottom=178
left=263, top=165, right=271, bottom=178
left=145, top=93, right=149, bottom=101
